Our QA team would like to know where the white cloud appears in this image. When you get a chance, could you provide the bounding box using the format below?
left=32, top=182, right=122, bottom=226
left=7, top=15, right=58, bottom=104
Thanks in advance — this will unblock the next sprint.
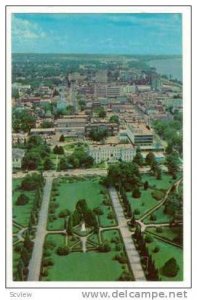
left=12, top=15, right=46, bottom=40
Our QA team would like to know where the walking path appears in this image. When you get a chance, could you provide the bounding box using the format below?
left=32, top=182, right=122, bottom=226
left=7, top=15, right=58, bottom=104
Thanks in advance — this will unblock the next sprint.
left=139, top=178, right=182, bottom=222
left=27, top=177, right=53, bottom=281
left=109, top=187, right=146, bottom=281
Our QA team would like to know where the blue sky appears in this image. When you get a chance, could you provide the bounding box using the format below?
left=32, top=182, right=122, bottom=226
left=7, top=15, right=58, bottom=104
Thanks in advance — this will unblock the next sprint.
left=12, top=13, right=182, bottom=55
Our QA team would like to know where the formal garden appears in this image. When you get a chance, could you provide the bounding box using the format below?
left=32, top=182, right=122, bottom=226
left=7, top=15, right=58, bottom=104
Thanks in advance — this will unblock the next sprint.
left=47, top=176, right=117, bottom=231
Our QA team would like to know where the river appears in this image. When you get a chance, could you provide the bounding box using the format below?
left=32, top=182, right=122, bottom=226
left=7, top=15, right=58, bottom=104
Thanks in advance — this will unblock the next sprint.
left=148, top=57, right=182, bottom=81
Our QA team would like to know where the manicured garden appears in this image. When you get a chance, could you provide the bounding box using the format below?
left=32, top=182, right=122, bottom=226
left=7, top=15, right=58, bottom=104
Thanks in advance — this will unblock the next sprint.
left=41, top=230, right=132, bottom=281
left=146, top=226, right=183, bottom=246
left=145, top=236, right=183, bottom=281
left=12, top=179, right=35, bottom=227
left=126, top=173, right=177, bottom=220
left=47, top=177, right=117, bottom=230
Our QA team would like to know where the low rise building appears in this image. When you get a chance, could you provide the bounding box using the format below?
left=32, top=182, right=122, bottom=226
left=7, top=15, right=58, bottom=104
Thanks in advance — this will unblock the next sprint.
left=85, top=119, right=119, bottom=136
left=127, top=123, right=153, bottom=146
left=89, top=138, right=135, bottom=163
left=12, top=148, right=25, bottom=169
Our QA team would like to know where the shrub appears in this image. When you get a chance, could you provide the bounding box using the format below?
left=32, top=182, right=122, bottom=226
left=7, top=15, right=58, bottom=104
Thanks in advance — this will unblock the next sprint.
left=15, top=194, right=29, bottom=206
left=151, top=190, right=164, bottom=201
left=93, top=207, right=104, bottom=216
left=150, top=214, right=157, bottom=221
left=56, top=246, right=70, bottom=256
left=132, top=188, right=141, bottom=199
left=156, top=227, right=163, bottom=233
left=134, top=209, right=140, bottom=215
left=162, top=258, right=179, bottom=277
left=58, top=209, right=70, bottom=218
left=44, top=240, right=56, bottom=250
left=41, top=269, right=49, bottom=277
left=97, top=242, right=111, bottom=253
left=107, top=212, right=114, bottom=220
left=42, top=258, right=54, bottom=267
left=153, top=246, right=160, bottom=253
left=145, top=234, right=153, bottom=243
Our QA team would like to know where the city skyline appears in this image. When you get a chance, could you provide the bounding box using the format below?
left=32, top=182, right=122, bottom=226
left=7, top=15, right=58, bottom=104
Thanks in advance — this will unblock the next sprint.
left=12, top=13, right=182, bottom=55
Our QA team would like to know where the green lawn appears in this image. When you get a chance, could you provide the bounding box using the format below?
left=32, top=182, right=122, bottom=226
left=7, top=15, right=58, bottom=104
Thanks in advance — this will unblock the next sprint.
left=146, top=226, right=183, bottom=245
left=127, top=190, right=158, bottom=219
left=48, top=177, right=117, bottom=230
left=12, top=178, right=35, bottom=227
left=101, top=229, right=123, bottom=251
left=142, top=174, right=176, bottom=190
left=143, top=205, right=172, bottom=224
left=41, top=233, right=124, bottom=281
left=145, top=238, right=183, bottom=281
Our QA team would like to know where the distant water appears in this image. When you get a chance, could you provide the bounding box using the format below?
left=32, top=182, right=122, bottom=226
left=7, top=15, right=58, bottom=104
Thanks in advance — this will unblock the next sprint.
left=148, top=58, right=182, bottom=81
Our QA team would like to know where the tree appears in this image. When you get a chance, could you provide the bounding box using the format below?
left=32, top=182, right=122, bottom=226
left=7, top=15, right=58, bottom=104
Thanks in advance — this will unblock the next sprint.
left=59, top=157, right=69, bottom=170
left=89, top=127, right=108, bottom=141
left=133, top=148, right=144, bottom=166
left=53, top=145, right=64, bottom=155
left=67, top=214, right=73, bottom=235
left=43, top=158, right=54, bottom=170
left=98, top=242, right=111, bottom=252
left=21, top=246, right=30, bottom=266
left=132, top=188, right=141, bottom=199
left=93, top=207, right=104, bottom=216
left=21, top=173, right=44, bottom=191
left=95, top=107, right=106, bottom=118
left=56, top=246, right=70, bottom=256
left=145, top=152, right=156, bottom=166
left=59, top=134, right=65, bottom=142
left=144, top=181, right=149, bottom=190
left=166, top=152, right=179, bottom=176
left=12, top=110, right=36, bottom=133
left=109, top=115, right=119, bottom=124
left=40, top=121, right=54, bottom=128
left=78, top=100, right=86, bottom=111
left=162, top=258, right=179, bottom=277
left=16, top=194, right=29, bottom=206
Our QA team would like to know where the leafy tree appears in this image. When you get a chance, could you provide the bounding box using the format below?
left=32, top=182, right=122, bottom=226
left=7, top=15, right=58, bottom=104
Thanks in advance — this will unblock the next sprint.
left=132, top=188, right=141, bottom=198
left=43, top=158, right=54, bottom=170
left=166, top=152, right=179, bottom=176
left=95, top=107, right=106, bottom=118
left=78, top=100, right=86, bottom=111
left=56, top=246, right=70, bottom=256
left=40, top=121, right=54, bottom=128
left=93, top=207, right=104, bottom=216
left=13, top=110, right=36, bottom=133
left=109, top=115, right=119, bottom=124
left=59, top=157, right=69, bottom=170
left=144, top=181, right=149, bottom=190
left=145, top=152, right=156, bottom=166
left=16, top=194, right=29, bottom=206
left=89, top=127, right=108, bottom=141
left=162, top=258, right=179, bottom=277
left=59, top=134, right=65, bottom=142
left=67, top=214, right=73, bottom=235
left=53, top=145, right=64, bottom=155
left=133, top=148, right=144, bottom=166
left=21, top=173, right=44, bottom=191
left=98, top=242, right=111, bottom=252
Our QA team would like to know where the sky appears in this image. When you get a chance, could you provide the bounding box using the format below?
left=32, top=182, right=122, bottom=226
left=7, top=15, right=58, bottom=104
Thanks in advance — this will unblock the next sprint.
left=12, top=13, right=182, bottom=55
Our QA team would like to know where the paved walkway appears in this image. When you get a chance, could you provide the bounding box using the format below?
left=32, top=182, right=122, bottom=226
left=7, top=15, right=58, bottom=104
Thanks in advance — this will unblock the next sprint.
left=109, top=187, right=146, bottom=281
left=139, top=178, right=182, bottom=222
left=27, top=177, right=53, bottom=281
left=13, top=168, right=107, bottom=179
